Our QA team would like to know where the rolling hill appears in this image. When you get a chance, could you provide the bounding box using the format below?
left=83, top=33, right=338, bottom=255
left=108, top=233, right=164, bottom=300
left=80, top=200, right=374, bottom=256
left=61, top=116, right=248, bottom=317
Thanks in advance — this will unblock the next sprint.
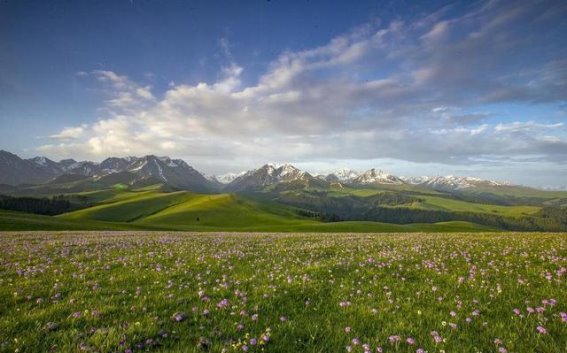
left=16, top=187, right=492, bottom=232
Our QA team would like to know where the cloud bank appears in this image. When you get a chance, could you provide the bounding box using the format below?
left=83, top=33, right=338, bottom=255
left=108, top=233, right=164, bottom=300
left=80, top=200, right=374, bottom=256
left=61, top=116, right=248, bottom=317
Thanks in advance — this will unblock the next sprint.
left=39, top=0, right=567, bottom=180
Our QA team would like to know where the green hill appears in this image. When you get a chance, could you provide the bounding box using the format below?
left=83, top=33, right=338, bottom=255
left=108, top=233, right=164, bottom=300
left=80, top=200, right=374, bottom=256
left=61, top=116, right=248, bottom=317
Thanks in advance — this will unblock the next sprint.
left=0, top=209, right=163, bottom=231
left=48, top=188, right=495, bottom=232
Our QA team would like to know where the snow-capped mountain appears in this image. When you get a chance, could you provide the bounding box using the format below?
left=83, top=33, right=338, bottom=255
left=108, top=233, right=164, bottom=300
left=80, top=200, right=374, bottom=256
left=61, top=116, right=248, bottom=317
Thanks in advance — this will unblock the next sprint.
left=0, top=151, right=59, bottom=185
left=100, top=157, right=136, bottom=174
left=29, top=156, right=64, bottom=175
left=213, top=171, right=247, bottom=184
left=225, top=163, right=317, bottom=191
left=0, top=151, right=217, bottom=192
left=112, top=155, right=216, bottom=192
left=325, top=168, right=360, bottom=182
left=0, top=150, right=517, bottom=193
left=352, top=168, right=404, bottom=185
left=63, top=161, right=101, bottom=176
left=401, top=175, right=509, bottom=191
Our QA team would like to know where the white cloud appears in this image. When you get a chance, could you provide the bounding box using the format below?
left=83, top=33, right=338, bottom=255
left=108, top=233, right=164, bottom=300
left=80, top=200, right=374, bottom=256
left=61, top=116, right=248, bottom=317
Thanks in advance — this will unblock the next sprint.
left=49, top=126, right=85, bottom=140
left=39, top=0, right=567, bottom=177
left=495, top=121, right=564, bottom=133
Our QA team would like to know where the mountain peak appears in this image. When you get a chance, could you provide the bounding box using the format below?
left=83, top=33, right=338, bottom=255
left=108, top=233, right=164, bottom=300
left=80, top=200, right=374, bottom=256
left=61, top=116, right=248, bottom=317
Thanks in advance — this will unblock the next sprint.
left=354, top=168, right=404, bottom=185
left=401, top=175, right=509, bottom=190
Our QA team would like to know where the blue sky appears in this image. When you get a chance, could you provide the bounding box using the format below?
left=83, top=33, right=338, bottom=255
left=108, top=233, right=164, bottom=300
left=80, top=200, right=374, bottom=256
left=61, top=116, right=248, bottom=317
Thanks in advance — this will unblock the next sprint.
left=1, top=0, right=566, bottom=188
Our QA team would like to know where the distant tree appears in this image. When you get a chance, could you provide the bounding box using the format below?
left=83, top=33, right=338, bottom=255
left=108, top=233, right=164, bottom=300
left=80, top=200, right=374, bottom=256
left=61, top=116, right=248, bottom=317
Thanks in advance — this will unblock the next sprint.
left=0, top=194, right=72, bottom=215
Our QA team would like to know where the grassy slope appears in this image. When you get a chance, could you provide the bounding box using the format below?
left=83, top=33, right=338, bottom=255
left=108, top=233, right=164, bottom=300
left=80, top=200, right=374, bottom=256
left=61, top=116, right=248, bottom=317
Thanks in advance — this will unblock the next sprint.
left=1, top=183, right=517, bottom=232
left=137, top=194, right=309, bottom=227
left=325, top=186, right=542, bottom=217
left=0, top=209, right=165, bottom=231
left=3, top=188, right=490, bottom=232
left=59, top=190, right=193, bottom=222
left=411, top=195, right=540, bottom=216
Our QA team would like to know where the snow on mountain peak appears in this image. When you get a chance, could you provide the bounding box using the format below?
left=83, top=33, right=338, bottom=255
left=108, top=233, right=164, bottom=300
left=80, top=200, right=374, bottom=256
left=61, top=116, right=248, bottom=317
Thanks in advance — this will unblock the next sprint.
left=279, top=163, right=303, bottom=178
left=31, top=156, right=48, bottom=166
left=354, top=168, right=404, bottom=185
left=330, top=168, right=359, bottom=181
left=400, top=175, right=508, bottom=189
left=215, top=171, right=247, bottom=184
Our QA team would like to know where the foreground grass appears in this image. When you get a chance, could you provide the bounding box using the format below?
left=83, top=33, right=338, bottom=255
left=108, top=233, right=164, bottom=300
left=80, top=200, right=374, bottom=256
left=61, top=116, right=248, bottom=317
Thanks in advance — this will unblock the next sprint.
left=0, top=232, right=565, bottom=353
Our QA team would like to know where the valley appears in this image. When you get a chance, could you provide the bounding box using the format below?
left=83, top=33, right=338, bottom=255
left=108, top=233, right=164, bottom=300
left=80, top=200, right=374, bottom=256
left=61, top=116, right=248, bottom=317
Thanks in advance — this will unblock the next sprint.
left=1, top=150, right=566, bottom=232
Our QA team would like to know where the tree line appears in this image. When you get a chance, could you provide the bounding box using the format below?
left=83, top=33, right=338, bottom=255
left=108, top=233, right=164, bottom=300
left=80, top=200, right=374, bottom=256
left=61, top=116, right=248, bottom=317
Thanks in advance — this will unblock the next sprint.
left=0, top=194, right=72, bottom=215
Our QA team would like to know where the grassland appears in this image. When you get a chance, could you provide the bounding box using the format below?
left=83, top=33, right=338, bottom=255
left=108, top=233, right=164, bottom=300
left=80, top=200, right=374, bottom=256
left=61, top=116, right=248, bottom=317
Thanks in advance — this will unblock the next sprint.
left=2, top=184, right=563, bottom=232
left=0, top=232, right=565, bottom=353
left=0, top=187, right=495, bottom=232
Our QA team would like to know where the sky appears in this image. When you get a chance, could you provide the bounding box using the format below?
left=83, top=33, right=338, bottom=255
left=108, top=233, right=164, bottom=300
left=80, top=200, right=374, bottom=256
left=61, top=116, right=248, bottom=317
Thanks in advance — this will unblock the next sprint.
left=1, top=0, right=566, bottom=188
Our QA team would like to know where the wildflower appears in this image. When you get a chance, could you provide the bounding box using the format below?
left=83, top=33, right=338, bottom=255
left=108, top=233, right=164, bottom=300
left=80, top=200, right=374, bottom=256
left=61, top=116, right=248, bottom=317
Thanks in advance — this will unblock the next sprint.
left=388, top=335, right=401, bottom=343
left=344, top=326, right=352, bottom=333
left=430, top=331, right=443, bottom=344
left=217, top=298, right=229, bottom=309
left=536, top=326, right=547, bottom=335
left=406, top=337, right=416, bottom=345
left=171, top=312, right=187, bottom=322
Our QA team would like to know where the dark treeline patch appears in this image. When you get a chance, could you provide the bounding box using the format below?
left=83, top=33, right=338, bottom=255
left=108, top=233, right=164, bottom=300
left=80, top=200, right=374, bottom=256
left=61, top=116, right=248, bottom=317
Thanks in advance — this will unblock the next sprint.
left=0, top=194, right=72, bottom=215
left=449, top=191, right=553, bottom=206
left=276, top=191, right=567, bottom=231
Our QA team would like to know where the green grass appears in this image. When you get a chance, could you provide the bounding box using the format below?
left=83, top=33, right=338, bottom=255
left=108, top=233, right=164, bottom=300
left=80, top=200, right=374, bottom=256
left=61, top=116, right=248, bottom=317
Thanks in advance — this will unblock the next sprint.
left=0, top=232, right=565, bottom=353
left=0, top=209, right=165, bottom=231
left=136, top=193, right=309, bottom=228
left=59, top=191, right=194, bottom=222
left=411, top=195, right=540, bottom=217
left=49, top=189, right=495, bottom=232
left=469, top=185, right=567, bottom=199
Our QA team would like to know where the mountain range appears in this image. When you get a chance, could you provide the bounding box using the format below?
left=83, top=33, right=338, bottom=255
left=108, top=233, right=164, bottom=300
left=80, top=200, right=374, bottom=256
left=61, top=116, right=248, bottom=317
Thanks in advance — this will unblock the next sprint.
left=0, top=150, right=516, bottom=193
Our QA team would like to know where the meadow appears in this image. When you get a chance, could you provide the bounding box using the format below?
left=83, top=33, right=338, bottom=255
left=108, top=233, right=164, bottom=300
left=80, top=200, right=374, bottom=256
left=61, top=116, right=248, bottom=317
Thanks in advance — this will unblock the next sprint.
left=0, top=232, right=565, bottom=353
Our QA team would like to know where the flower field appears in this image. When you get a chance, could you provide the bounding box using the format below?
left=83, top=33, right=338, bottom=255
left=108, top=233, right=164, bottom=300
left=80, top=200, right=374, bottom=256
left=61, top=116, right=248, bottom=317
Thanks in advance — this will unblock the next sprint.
left=1, top=232, right=565, bottom=353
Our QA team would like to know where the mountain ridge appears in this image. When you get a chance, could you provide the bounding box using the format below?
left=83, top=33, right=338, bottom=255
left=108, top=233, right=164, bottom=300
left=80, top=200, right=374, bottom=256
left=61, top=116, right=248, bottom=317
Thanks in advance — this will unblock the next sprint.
left=0, top=150, right=521, bottom=192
